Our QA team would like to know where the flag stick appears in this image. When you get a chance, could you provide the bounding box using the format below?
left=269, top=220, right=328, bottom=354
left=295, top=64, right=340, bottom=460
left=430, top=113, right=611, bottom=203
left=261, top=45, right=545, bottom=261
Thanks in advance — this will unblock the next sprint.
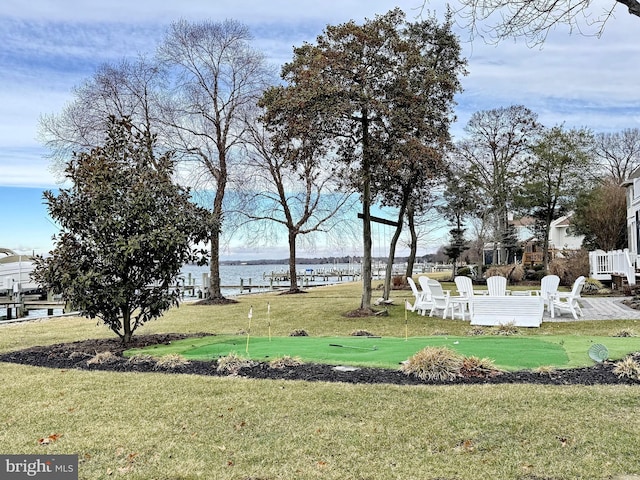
left=246, top=305, right=253, bottom=353
left=404, top=300, right=409, bottom=341
left=267, top=302, right=271, bottom=341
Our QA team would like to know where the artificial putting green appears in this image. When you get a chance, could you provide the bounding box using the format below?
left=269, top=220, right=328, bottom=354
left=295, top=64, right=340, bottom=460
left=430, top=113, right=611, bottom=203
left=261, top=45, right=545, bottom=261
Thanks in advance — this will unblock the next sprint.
left=124, top=334, right=640, bottom=371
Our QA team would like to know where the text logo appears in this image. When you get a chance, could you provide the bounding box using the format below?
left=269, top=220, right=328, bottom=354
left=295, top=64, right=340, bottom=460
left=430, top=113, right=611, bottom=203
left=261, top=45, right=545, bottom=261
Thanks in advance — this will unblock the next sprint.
left=0, top=455, right=77, bottom=479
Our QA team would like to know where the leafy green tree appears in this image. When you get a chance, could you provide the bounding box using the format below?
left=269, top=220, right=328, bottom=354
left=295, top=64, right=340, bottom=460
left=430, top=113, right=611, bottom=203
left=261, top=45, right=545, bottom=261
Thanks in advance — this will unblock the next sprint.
left=260, top=8, right=466, bottom=311
left=439, top=170, right=476, bottom=275
left=517, top=125, right=595, bottom=269
left=33, top=117, right=212, bottom=344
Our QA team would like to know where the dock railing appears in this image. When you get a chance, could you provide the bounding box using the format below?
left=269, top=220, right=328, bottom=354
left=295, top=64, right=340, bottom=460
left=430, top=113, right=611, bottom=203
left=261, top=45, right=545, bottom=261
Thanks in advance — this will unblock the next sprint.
left=589, top=249, right=637, bottom=286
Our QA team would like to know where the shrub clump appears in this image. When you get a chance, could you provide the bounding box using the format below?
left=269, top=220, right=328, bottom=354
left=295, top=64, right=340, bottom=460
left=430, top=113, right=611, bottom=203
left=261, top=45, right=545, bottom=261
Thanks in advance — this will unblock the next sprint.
left=582, top=277, right=604, bottom=295
left=351, top=329, right=376, bottom=337
left=466, top=327, right=485, bottom=336
left=548, top=249, right=589, bottom=286
left=289, top=329, right=309, bottom=337
left=613, top=328, right=637, bottom=338
left=459, top=356, right=501, bottom=378
left=485, top=264, right=524, bottom=283
left=87, top=351, right=119, bottom=365
left=533, top=365, right=557, bottom=376
left=216, top=352, right=257, bottom=375
left=155, top=353, right=191, bottom=370
left=493, top=322, right=519, bottom=336
left=269, top=356, right=304, bottom=369
left=400, top=346, right=464, bottom=382
left=613, top=355, right=640, bottom=380
left=127, top=354, right=156, bottom=365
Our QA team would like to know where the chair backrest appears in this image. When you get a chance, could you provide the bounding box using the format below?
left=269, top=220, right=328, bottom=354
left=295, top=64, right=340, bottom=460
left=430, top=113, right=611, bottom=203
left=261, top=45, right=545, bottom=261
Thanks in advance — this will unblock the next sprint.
left=454, top=276, right=473, bottom=298
left=571, top=275, right=586, bottom=297
left=407, top=277, right=420, bottom=297
left=425, top=278, right=447, bottom=304
left=540, top=275, right=560, bottom=300
left=486, top=276, right=507, bottom=296
left=417, top=276, right=433, bottom=300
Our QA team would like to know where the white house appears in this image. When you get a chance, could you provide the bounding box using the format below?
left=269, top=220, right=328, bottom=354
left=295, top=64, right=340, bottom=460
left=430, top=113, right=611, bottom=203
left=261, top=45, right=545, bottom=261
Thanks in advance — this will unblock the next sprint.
left=549, top=214, right=584, bottom=251
left=485, top=214, right=584, bottom=265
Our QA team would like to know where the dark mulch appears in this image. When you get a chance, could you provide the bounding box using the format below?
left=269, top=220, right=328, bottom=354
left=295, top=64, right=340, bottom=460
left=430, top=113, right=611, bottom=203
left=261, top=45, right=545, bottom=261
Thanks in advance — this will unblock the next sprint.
left=1, top=333, right=638, bottom=386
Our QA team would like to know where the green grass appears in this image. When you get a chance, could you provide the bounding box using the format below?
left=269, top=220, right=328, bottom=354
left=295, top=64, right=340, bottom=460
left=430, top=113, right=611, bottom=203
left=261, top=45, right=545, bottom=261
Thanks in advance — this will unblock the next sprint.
left=2, top=279, right=640, bottom=479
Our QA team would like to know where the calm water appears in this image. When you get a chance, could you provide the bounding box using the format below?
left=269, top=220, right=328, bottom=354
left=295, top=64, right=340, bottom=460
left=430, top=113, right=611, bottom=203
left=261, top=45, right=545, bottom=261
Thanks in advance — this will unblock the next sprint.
left=1, top=261, right=415, bottom=319
left=179, top=262, right=363, bottom=297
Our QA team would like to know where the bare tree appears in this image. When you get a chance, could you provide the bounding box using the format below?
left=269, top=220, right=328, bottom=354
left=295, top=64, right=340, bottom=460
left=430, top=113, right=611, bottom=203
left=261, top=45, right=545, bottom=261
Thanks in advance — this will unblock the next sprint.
left=454, top=105, right=542, bottom=264
left=593, top=128, right=640, bottom=184
left=39, top=56, right=162, bottom=175
left=443, top=0, right=640, bottom=45
left=237, top=122, right=356, bottom=293
left=157, top=19, right=273, bottom=302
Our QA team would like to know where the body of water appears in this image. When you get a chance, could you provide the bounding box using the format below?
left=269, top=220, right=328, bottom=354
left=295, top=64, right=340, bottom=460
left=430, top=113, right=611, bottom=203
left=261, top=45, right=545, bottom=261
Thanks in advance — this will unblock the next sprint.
left=179, top=262, right=364, bottom=297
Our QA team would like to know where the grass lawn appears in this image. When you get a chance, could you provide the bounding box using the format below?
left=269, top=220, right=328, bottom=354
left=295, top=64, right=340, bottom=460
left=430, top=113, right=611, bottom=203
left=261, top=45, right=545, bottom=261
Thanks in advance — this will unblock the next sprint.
left=2, top=278, right=640, bottom=479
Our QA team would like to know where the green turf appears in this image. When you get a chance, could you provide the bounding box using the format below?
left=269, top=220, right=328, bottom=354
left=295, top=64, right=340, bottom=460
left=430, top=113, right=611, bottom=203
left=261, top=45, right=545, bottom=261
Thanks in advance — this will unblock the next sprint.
left=125, top=334, right=640, bottom=371
left=122, top=335, right=575, bottom=370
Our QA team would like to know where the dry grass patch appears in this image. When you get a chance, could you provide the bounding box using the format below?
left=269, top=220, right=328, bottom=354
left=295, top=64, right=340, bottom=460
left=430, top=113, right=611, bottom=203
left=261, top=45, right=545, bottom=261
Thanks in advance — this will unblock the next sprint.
left=87, top=351, right=118, bottom=365
left=268, top=355, right=304, bottom=369
left=216, top=352, right=257, bottom=374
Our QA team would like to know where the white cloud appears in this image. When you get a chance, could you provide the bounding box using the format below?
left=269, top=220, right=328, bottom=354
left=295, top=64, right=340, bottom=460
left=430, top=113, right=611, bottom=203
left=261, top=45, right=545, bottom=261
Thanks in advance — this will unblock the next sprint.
left=2, top=0, right=640, bottom=187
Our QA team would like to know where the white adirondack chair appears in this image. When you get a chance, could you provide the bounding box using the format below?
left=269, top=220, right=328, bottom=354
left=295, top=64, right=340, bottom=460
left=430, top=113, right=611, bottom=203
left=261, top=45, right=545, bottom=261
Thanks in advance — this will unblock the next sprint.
left=552, top=275, right=586, bottom=320
left=486, top=276, right=508, bottom=296
left=535, top=274, right=560, bottom=317
left=424, top=278, right=463, bottom=319
left=453, top=276, right=479, bottom=319
left=406, top=277, right=431, bottom=315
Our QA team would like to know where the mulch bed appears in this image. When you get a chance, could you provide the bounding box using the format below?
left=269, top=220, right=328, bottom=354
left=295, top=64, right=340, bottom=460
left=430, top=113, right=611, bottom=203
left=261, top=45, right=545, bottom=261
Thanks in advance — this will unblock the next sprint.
left=1, top=333, right=638, bottom=386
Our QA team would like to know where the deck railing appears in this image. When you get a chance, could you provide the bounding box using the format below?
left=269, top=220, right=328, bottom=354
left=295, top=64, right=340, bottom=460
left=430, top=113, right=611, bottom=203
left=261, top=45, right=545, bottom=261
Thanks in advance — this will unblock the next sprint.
left=589, top=249, right=637, bottom=286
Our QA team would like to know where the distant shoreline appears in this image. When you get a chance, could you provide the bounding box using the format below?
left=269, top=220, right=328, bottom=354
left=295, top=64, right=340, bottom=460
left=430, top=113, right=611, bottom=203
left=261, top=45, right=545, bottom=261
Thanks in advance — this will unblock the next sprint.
left=216, top=256, right=414, bottom=266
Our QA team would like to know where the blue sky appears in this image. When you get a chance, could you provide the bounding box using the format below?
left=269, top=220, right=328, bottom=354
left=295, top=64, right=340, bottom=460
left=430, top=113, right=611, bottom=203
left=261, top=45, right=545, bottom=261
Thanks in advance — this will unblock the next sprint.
left=2, top=0, right=640, bottom=258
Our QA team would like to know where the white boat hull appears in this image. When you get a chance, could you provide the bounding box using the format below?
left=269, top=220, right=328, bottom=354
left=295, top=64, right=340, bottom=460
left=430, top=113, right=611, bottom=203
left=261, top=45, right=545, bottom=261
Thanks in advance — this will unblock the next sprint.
left=0, top=249, right=40, bottom=293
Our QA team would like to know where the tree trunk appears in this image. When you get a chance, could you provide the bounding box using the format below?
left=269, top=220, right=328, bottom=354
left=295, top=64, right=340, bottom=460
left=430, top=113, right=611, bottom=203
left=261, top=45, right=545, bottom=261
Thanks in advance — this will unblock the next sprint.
left=288, top=229, right=299, bottom=292
left=360, top=111, right=372, bottom=311
left=209, top=229, right=223, bottom=299
left=383, top=206, right=405, bottom=300
left=405, top=203, right=417, bottom=279
left=208, top=182, right=226, bottom=300
left=122, top=308, right=132, bottom=344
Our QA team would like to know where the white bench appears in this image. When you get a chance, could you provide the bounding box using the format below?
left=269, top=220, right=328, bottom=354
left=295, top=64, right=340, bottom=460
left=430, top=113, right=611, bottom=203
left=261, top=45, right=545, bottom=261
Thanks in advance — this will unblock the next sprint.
left=470, top=295, right=544, bottom=327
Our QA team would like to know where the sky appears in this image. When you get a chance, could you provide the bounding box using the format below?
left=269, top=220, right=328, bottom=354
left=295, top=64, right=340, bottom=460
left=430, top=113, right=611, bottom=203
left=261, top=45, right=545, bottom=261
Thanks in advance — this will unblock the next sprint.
left=1, top=0, right=640, bottom=259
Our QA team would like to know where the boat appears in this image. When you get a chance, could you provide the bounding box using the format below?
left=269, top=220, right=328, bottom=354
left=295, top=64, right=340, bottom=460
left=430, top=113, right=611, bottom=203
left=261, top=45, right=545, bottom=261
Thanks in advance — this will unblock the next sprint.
left=0, top=248, right=40, bottom=294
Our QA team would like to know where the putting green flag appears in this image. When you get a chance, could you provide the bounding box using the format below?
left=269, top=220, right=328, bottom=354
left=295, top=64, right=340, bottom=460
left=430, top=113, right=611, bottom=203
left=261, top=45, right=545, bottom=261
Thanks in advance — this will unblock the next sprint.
left=404, top=300, right=410, bottom=341
left=246, top=306, right=253, bottom=353
left=267, top=302, right=271, bottom=342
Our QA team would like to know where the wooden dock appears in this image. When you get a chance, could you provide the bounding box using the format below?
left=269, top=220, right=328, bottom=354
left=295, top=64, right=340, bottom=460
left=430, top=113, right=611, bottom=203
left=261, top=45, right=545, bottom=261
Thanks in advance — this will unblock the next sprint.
left=0, top=294, right=67, bottom=320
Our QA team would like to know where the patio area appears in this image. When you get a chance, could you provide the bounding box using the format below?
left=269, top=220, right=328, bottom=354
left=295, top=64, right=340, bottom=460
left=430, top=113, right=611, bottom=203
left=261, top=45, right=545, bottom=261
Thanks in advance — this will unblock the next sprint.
left=550, top=296, right=640, bottom=322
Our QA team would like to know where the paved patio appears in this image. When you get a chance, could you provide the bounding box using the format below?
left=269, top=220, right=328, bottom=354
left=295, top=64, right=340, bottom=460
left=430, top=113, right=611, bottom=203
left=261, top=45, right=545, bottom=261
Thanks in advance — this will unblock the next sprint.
left=546, top=296, right=640, bottom=322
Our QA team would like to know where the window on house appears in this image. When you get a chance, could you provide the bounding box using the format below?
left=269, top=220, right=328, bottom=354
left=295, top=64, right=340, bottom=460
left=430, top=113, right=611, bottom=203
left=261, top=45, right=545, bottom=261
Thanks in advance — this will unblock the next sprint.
left=634, top=178, right=640, bottom=199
